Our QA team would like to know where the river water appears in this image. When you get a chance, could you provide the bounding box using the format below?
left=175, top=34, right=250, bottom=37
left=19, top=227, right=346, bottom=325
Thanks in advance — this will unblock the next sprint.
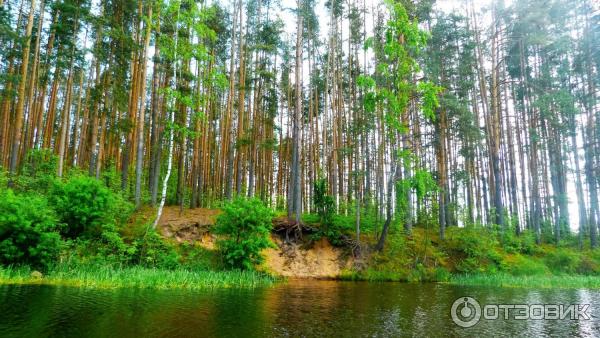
left=1, top=280, right=599, bottom=337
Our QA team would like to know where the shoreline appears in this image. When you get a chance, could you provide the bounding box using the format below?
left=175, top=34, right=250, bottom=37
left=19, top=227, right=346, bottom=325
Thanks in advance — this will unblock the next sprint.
left=3, top=265, right=600, bottom=290
left=0, top=265, right=279, bottom=290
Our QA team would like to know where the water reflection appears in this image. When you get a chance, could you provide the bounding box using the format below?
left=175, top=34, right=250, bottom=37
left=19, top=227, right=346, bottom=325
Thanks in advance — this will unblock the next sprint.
left=0, top=281, right=599, bottom=337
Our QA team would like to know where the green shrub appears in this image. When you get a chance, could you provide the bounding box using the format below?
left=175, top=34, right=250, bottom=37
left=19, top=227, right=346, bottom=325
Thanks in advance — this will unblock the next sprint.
left=301, top=213, right=320, bottom=225
left=433, top=266, right=451, bottom=281
left=501, top=254, right=549, bottom=275
left=51, top=176, right=132, bottom=239
left=180, top=243, right=219, bottom=271
left=313, top=178, right=335, bottom=227
left=215, top=198, right=274, bottom=270
left=577, top=255, right=600, bottom=275
left=97, top=225, right=135, bottom=265
left=355, top=203, right=379, bottom=234
left=132, top=230, right=181, bottom=269
left=446, top=227, right=502, bottom=273
left=98, top=163, right=123, bottom=194
left=518, top=230, right=539, bottom=255
left=0, top=189, right=63, bottom=269
left=407, top=264, right=450, bottom=282
left=501, top=230, right=521, bottom=254
left=14, top=149, right=59, bottom=194
left=312, top=216, right=350, bottom=246
left=545, top=249, right=581, bottom=274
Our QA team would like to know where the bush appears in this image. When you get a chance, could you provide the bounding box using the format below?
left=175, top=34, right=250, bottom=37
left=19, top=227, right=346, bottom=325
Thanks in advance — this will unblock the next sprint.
left=545, top=249, right=581, bottom=274
left=132, top=230, right=181, bottom=269
left=577, top=255, right=600, bottom=275
left=501, top=254, right=549, bottom=275
left=445, top=227, right=502, bottom=273
left=215, top=198, right=274, bottom=270
left=312, top=179, right=349, bottom=245
left=179, top=243, right=219, bottom=271
left=14, top=149, right=59, bottom=194
left=314, top=178, right=335, bottom=227
left=518, top=230, right=539, bottom=255
left=51, top=176, right=132, bottom=239
left=97, top=224, right=135, bottom=265
left=500, top=230, right=521, bottom=254
left=312, top=215, right=351, bottom=246
left=0, top=189, right=63, bottom=269
left=407, top=264, right=451, bottom=282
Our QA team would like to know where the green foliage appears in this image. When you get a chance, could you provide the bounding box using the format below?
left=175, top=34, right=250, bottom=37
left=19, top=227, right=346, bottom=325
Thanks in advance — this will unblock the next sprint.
left=301, top=213, right=321, bottom=224
left=519, top=231, right=539, bottom=255
left=450, top=273, right=600, bottom=289
left=132, top=231, right=181, bottom=270
left=445, top=227, right=502, bottom=273
left=67, top=224, right=135, bottom=268
left=544, top=249, right=581, bottom=274
left=578, top=253, right=600, bottom=275
left=411, top=169, right=438, bottom=200
left=408, top=264, right=450, bottom=282
left=97, top=226, right=134, bottom=265
left=179, top=243, right=220, bottom=271
left=315, top=216, right=351, bottom=246
left=500, top=229, right=539, bottom=255
left=214, top=198, right=274, bottom=270
left=0, top=189, right=63, bottom=269
left=14, top=149, right=60, bottom=194
left=313, top=178, right=335, bottom=228
left=0, top=264, right=278, bottom=289
left=500, top=254, right=549, bottom=276
left=311, top=179, right=353, bottom=245
left=98, top=164, right=124, bottom=195
left=51, top=176, right=132, bottom=239
left=417, top=82, right=443, bottom=122
left=363, top=228, right=449, bottom=282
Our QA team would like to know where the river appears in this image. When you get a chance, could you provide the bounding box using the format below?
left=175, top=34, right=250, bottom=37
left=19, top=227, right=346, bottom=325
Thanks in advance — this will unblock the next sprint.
left=1, top=280, right=599, bottom=337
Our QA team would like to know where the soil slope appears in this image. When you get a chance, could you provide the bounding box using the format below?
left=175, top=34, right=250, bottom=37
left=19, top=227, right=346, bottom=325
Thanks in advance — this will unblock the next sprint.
left=156, top=206, right=350, bottom=278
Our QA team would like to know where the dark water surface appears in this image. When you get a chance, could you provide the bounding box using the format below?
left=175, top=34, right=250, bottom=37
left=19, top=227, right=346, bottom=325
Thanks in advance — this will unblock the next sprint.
left=1, top=280, right=599, bottom=337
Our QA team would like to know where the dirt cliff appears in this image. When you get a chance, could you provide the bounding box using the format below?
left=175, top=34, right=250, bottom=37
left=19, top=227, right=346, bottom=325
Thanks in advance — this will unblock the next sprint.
left=156, top=206, right=351, bottom=278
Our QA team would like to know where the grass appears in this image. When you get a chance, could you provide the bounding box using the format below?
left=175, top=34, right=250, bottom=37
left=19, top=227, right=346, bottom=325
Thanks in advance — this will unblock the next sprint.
left=0, top=264, right=280, bottom=290
left=341, top=271, right=600, bottom=289
left=450, top=273, right=600, bottom=289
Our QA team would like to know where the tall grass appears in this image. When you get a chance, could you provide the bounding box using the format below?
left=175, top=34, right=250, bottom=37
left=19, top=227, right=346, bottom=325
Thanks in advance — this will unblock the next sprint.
left=450, top=273, right=600, bottom=289
left=0, top=265, right=279, bottom=290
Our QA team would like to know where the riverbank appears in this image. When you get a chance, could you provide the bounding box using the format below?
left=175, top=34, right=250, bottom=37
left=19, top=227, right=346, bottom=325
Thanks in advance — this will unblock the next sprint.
left=5, top=266, right=600, bottom=290
left=0, top=265, right=279, bottom=290
left=449, top=273, right=600, bottom=289
left=338, top=270, right=600, bottom=289
left=4, top=176, right=600, bottom=291
left=5, top=263, right=600, bottom=290
left=153, top=207, right=600, bottom=289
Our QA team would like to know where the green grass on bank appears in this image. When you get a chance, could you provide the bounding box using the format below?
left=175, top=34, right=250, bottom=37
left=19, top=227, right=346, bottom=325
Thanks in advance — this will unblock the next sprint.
left=340, top=271, right=600, bottom=289
left=449, top=273, right=600, bottom=289
left=0, top=265, right=280, bottom=290
left=333, top=226, right=600, bottom=288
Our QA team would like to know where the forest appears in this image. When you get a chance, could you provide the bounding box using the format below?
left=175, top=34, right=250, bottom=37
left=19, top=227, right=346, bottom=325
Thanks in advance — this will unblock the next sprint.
left=0, top=0, right=599, bottom=288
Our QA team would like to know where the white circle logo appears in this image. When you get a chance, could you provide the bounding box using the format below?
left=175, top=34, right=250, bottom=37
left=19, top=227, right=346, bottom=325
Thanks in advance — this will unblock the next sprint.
left=451, top=297, right=481, bottom=328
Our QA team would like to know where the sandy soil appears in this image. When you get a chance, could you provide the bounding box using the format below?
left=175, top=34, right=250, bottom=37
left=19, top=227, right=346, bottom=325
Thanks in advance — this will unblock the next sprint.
left=263, top=237, right=349, bottom=278
left=157, top=206, right=220, bottom=249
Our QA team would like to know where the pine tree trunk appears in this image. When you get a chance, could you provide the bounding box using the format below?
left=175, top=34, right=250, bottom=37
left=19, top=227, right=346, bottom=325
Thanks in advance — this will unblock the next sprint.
left=9, top=0, right=36, bottom=177
left=135, top=5, right=152, bottom=208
